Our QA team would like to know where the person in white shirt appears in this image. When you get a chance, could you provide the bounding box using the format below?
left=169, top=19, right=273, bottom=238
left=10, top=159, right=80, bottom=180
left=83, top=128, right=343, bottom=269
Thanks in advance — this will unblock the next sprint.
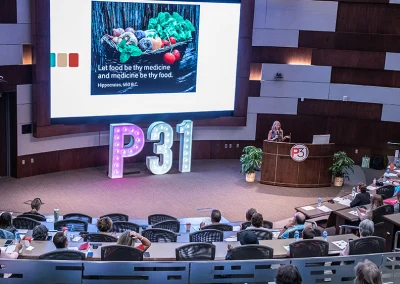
left=0, top=243, right=22, bottom=278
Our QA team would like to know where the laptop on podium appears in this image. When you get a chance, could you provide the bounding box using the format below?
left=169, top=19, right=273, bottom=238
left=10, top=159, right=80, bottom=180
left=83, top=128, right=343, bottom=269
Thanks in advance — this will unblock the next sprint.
left=312, top=134, right=330, bottom=145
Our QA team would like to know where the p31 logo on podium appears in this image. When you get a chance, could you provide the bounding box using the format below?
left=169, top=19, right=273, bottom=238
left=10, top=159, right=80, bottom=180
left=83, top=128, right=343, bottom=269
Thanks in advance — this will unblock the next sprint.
left=290, top=144, right=309, bottom=162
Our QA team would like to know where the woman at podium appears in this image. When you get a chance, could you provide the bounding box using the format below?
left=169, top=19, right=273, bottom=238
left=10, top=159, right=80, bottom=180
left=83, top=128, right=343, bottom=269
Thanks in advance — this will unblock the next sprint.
left=267, top=121, right=290, bottom=142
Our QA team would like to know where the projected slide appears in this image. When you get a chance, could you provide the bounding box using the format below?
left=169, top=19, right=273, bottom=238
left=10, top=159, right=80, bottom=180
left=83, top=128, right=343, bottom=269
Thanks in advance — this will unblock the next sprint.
left=91, top=2, right=200, bottom=95
left=50, top=0, right=241, bottom=119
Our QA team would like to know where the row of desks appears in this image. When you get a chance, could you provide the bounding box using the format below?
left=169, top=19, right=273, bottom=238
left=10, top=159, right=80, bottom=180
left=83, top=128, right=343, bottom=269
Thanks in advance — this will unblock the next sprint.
left=0, top=234, right=357, bottom=261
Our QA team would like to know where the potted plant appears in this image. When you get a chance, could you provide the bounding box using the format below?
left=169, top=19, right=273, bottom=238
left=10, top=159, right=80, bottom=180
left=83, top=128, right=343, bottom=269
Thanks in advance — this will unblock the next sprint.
left=329, top=151, right=355, bottom=187
left=240, top=146, right=262, bottom=182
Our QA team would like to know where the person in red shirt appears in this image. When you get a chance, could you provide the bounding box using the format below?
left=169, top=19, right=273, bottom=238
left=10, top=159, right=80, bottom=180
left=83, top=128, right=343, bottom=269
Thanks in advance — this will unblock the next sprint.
left=116, top=231, right=151, bottom=251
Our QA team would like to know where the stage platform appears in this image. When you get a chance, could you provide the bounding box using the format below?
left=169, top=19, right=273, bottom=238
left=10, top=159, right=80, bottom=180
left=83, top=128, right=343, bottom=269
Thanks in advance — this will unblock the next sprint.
left=0, top=160, right=349, bottom=223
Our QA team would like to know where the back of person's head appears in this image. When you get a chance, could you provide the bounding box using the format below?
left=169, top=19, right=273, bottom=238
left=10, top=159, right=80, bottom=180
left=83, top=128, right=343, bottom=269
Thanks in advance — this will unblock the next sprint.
left=0, top=212, right=12, bottom=229
left=239, top=231, right=259, bottom=245
left=117, top=231, right=136, bottom=247
left=359, top=219, right=374, bottom=237
left=302, top=227, right=316, bottom=240
left=354, top=260, right=382, bottom=284
left=32, top=225, right=49, bottom=241
left=211, top=210, right=221, bottom=223
left=30, top=198, right=41, bottom=213
left=295, top=212, right=306, bottom=225
left=372, top=194, right=383, bottom=208
left=96, top=217, right=113, bottom=232
left=275, top=265, right=302, bottom=284
left=251, top=213, right=263, bottom=228
left=358, top=183, right=367, bottom=193
left=53, top=232, right=68, bottom=248
left=246, top=208, right=257, bottom=221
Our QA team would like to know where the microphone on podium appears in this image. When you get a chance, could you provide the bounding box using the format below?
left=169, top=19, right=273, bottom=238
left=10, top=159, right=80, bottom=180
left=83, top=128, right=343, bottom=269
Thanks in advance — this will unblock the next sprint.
left=289, top=133, right=292, bottom=143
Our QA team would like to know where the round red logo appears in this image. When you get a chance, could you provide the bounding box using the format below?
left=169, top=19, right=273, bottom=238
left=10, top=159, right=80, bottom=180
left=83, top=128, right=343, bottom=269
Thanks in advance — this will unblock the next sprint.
left=290, top=144, right=309, bottom=162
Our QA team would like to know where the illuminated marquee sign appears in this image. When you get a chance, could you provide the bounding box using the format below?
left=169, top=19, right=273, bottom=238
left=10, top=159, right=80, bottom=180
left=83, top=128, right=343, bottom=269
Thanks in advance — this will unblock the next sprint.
left=108, top=120, right=193, bottom=179
left=290, top=144, right=309, bottom=162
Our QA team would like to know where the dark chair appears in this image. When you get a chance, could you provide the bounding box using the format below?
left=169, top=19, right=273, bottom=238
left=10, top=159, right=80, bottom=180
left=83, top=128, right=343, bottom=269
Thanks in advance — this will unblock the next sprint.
left=100, top=213, right=129, bottom=222
left=111, top=221, right=140, bottom=233
left=241, top=221, right=273, bottom=230
left=101, top=245, right=143, bottom=261
left=12, top=217, right=41, bottom=230
left=376, top=184, right=395, bottom=200
left=288, top=228, right=305, bottom=238
left=349, top=236, right=385, bottom=255
left=189, top=229, right=223, bottom=243
left=372, top=204, right=394, bottom=224
left=39, top=250, right=86, bottom=260
left=152, top=220, right=180, bottom=233
left=175, top=243, right=215, bottom=261
left=238, top=228, right=273, bottom=241
left=18, top=213, right=46, bottom=222
left=289, top=240, right=329, bottom=258
left=230, top=245, right=274, bottom=260
left=148, top=214, right=177, bottom=225
left=142, top=228, right=177, bottom=242
left=54, top=219, right=88, bottom=232
left=202, top=224, right=233, bottom=231
left=83, top=233, right=118, bottom=242
left=63, top=213, right=92, bottom=223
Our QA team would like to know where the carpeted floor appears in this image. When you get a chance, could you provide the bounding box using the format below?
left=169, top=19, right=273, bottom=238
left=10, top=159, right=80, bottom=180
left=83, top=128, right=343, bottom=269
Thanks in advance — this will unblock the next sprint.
left=0, top=160, right=350, bottom=223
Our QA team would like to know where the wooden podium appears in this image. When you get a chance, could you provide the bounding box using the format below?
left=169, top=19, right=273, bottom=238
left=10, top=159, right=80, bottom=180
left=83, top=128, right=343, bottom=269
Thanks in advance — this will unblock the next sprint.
left=260, top=141, right=334, bottom=188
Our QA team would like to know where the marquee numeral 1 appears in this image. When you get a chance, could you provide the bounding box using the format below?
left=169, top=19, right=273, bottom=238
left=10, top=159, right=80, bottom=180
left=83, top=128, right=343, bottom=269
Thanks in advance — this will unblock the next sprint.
left=176, top=120, right=193, bottom=173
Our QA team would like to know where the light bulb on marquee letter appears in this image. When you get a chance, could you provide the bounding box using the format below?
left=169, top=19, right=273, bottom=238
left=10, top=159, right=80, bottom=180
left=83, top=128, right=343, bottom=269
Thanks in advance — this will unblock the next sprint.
left=176, top=120, right=193, bottom=173
left=146, top=122, right=173, bottom=175
left=108, top=123, right=145, bottom=179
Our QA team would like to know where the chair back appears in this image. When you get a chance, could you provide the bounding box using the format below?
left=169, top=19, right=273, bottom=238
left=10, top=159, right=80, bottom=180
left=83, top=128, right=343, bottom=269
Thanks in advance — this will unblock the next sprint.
left=54, top=219, right=88, bottom=232
left=100, top=213, right=129, bottom=222
left=175, top=243, right=215, bottom=261
left=238, top=228, right=273, bottom=241
left=0, top=229, right=14, bottom=239
left=63, top=213, right=92, bottom=223
left=230, top=245, right=274, bottom=260
left=288, top=228, right=305, bottom=238
left=19, top=213, right=46, bottom=222
left=202, top=224, right=233, bottom=231
left=349, top=236, right=386, bottom=255
left=289, top=240, right=329, bottom=258
left=111, top=221, right=140, bottom=233
left=241, top=221, right=273, bottom=230
left=84, top=233, right=118, bottom=242
left=189, top=229, right=223, bottom=243
left=376, top=185, right=395, bottom=199
left=148, top=214, right=177, bottom=225
left=142, top=228, right=177, bottom=242
left=39, top=250, right=86, bottom=260
left=372, top=205, right=394, bottom=224
left=13, top=217, right=41, bottom=230
left=152, top=220, right=180, bottom=233
left=101, top=245, right=144, bottom=261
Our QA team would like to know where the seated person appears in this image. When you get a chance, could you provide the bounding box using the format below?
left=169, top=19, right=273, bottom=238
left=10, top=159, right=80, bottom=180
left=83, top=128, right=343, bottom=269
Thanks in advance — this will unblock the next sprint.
left=354, top=259, right=382, bottom=284
left=24, top=198, right=45, bottom=217
left=32, top=225, right=49, bottom=241
left=340, top=219, right=374, bottom=256
left=357, top=194, right=383, bottom=220
left=53, top=232, right=68, bottom=249
left=0, top=243, right=22, bottom=278
left=116, top=231, right=151, bottom=251
left=278, top=212, right=306, bottom=239
left=247, top=213, right=264, bottom=229
left=350, top=183, right=371, bottom=207
left=96, top=217, right=115, bottom=235
left=200, top=209, right=221, bottom=229
left=302, top=227, right=316, bottom=240
left=275, top=265, right=302, bottom=284
left=241, top=208, right=257, bottom=230
left=225, top=230, right=259, bottom=260
left=0, top=212, right=16, bottom=235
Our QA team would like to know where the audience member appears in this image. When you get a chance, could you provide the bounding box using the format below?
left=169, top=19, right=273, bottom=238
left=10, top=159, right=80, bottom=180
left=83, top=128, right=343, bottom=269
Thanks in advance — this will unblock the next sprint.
left=354, top=259, right=382, bottom=284
left=116, top=231, right=151, bottom=251
left=0, top=212, right=16, bottom=235
left=241, top=208, right=257, bottom=230
left=275, top=265, right=302, bottom=284
left=225, top=230, right=259, bottom=260
left=357, top=194, right=383, bottom=220
left=302, top=227, right=316, bottom=239
left=278, top=212, right=306, bottom=239
left=350, top=183, right=371, bottom=207
left=200, top=209, right=221, bottom=229
left=96, top=217, right=114, bottom=235
left=32, top=225, right=49, bottom=241
left=394, top=191, right=400, bottom=213
left=53, top=232, right=68, bottom=249
left=0, top=243, right=22, bottom=278
left=24, top=198, right=45, bottom=217
left=247, top=213, right=263, bottom=229
left=340, top=219, right=374, bottom=256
